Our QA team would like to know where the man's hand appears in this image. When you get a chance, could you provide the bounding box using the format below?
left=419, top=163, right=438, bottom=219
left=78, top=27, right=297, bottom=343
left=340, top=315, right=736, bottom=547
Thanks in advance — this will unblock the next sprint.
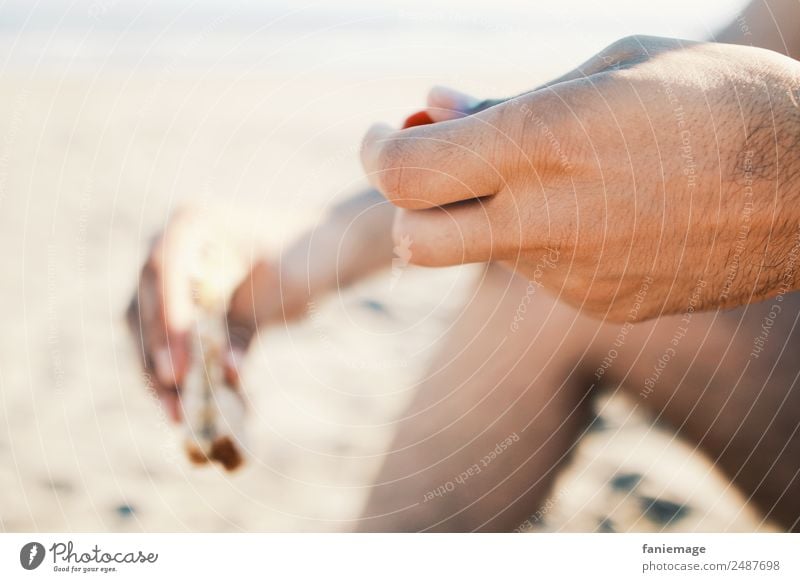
left=362, top=36, right=800, bottom=321
left=126, top=208, right=302, bottom=421
left=127, top=187, right=400, bottom=422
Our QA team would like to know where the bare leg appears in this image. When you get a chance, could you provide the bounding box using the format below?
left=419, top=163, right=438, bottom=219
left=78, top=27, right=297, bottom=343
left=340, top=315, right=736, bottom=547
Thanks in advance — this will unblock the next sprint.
left=359, top=266, right=800, bottom=532
left=357, top=264, right=605, bottom=532
left=613, top=295, right=800, bottom=531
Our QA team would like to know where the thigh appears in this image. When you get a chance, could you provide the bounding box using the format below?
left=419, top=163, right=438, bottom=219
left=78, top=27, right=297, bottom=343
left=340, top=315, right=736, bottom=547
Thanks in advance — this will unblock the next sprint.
left=357, top=264, right=605, bottom=531
left=615, top=293, right=800, bottom=530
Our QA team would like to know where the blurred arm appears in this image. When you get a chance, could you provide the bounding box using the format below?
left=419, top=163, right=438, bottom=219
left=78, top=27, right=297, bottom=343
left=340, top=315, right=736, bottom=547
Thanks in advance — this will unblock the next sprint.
left=284, top=188, right=396, bottom=303
left=716, top=0, right=800, bottom=59
left=228, top=188, right=396, bottom=339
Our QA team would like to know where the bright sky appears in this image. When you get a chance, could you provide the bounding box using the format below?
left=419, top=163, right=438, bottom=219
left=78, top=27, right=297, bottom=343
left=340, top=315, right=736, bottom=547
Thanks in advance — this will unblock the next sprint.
left=0, top=0, right=751, bottom=72
left=0, top=0, right=748, bottom=35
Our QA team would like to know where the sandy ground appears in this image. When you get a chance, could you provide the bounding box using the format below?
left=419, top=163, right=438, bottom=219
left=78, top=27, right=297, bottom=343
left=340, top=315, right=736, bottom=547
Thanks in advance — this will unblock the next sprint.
left=0, top=63, right=776, bottom=532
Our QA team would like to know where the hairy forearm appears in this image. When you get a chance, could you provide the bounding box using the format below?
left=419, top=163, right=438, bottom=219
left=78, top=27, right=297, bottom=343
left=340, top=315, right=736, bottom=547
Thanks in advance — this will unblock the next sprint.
left=726, top=51, right=800, bottom=304
left=716, top=0, right=800, bottom=60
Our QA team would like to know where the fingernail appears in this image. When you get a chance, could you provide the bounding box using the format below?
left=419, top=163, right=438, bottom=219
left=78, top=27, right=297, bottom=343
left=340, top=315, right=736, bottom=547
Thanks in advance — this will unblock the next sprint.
left=154, top=348, right=177, bottom=387
left=428, top=85, right=480, bottom=113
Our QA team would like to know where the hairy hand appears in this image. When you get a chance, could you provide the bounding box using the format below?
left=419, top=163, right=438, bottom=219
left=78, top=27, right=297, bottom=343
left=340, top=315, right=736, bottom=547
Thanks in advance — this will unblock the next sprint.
left=362, top=36, right=800, bottom=321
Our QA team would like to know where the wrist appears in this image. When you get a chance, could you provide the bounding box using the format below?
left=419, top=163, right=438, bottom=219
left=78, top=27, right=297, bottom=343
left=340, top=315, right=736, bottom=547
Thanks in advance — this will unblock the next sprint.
left=751, top=58, right=800, bottom=300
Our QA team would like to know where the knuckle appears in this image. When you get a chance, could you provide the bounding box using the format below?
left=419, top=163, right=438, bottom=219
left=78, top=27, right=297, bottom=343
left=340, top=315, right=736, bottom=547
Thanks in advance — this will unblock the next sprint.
left=374, top=137, right=431, bottom=209
left=611, top=34, right=646, bottom=55
left=617, top=34, right=643, bottom=48
left=374, top=139, right=407, bottom=197
left=603, top=35, right=658, bottom=67
left=604, top=35, right=680, bottom=69
left=600, top=36, right=633, bottom=63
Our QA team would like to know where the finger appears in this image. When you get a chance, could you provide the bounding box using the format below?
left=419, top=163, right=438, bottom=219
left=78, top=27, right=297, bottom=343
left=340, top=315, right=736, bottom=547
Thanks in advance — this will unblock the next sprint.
left=392, top=197, right=523, bottom=267
left=159, top=389, right=182, bottom=423
left=402, top=87, right=503, bottom=129
left=127, top=294, right=185, bottom=421
left=137, top=259, right=189, bottom=388
left=361, top=111, right=508, bottom=210
left=143, top=224, right=198, bottom=387
left=425, top=86, right=506, bottom=122
left=415, top=65, right=599, bottom=135
left=425, top=85, right=481, bottom=122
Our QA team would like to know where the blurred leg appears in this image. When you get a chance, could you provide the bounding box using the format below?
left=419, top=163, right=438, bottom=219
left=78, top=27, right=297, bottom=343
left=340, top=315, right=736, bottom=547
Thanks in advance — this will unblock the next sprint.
left=359, top=263, right=800, bottom=532
left=357, top=264, right=605, bottom=531
left=616, top=295, right=800, bottom=531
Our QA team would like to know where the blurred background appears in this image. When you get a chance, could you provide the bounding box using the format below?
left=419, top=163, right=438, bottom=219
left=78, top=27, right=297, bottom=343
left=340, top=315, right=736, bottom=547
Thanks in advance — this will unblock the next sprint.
left=0, top=0, right=766, bottom=532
